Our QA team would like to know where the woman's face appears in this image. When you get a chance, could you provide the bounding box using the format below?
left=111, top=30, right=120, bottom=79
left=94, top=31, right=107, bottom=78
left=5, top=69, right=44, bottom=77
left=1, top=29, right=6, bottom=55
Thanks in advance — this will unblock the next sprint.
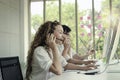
left=53, top=25, right=63, bottom=41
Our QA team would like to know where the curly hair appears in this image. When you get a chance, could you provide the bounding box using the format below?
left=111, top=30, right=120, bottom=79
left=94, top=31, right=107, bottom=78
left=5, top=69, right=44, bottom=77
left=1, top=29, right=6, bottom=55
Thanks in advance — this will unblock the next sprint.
left=26, top=20, right=61, bottom=80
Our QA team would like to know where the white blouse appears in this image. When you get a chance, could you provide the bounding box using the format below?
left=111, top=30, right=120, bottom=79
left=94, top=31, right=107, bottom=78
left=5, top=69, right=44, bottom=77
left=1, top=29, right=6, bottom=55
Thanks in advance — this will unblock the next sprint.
left=29, top=46, right=67, bottom=80
left=57, top=44, right=76, bottom=60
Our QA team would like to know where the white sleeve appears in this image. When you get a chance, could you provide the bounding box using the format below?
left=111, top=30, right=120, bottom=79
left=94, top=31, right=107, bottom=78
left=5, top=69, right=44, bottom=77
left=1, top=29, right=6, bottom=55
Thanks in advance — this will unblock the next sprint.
left=60, top=56, right=68, bottom=67
left=64, top=54, right=71, bottom=61
left=33, top=47, right=53, bottom=71
left=70, top=48, right=76, bottom=58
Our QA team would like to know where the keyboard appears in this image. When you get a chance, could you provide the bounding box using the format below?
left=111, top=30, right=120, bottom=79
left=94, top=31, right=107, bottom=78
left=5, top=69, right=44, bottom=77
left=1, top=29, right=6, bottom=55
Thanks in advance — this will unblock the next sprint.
left=95, top=60, right=103, bottom=66
left=64, top=65, right=101, bottom=73
left=64, top=60, right=103, bottom=74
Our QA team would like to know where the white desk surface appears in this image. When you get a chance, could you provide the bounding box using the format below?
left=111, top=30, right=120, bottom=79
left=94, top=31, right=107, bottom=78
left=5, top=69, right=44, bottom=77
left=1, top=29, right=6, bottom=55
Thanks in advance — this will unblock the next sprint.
left=49, top=63, right=120, bottom=80
left=49, top=71, right=120, bottom=80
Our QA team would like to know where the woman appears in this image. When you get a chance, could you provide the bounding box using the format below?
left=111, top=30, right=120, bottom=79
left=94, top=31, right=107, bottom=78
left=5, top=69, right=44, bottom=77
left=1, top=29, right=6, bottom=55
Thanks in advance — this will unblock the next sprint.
left=61, top=25, right=96, bottom=65
left=25, top=21, right=67, bottom=80
left=26, top=21, right=96, bottom=80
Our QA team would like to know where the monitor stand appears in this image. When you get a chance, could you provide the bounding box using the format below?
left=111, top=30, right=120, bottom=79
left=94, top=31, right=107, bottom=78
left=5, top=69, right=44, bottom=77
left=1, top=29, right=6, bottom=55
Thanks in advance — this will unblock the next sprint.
left=107, top=54, right=120, bottom=73
left=107, top=63, right=120, bottom=73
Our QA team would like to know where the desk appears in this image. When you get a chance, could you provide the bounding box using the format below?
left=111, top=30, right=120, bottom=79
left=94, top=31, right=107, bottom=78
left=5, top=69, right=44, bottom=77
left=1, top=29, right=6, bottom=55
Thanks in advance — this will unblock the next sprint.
left=49, top=63, right=120, bottom=80
left=49, top=72, right=105, bottom=80
left=49, top=71, right=120, bottom=80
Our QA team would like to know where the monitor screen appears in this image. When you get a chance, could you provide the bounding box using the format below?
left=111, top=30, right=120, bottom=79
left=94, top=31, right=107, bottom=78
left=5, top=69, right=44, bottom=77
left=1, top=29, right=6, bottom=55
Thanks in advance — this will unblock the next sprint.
left=110, top=19, right=120, bottom=61
left=102, top=28, right=113, bottom=64
left=102, top=19, right=120, bottom=65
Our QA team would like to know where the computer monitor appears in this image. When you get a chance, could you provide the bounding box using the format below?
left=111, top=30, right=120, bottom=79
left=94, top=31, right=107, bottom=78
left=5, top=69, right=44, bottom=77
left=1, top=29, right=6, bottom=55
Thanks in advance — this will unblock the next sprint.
left=102, top=19, right=119, bottom=65
left=106, top=20, right=119, bottom=64
left=102, top=28, right=111, bottom=59
left=109, top=19, right=120, bottom=62
left=96, top=19, right=120, bottom=73
left=102, top=28, right=113, bottom=65
left=105, top=19, right=120, bottom=73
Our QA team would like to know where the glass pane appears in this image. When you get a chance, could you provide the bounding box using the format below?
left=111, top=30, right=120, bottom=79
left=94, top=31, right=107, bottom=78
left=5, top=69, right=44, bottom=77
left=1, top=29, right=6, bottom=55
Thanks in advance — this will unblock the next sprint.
left=46, top=0, right=59, bottom=21
left=94, top=0, right=111, bottom=59
left=78, top=0, right=92, bottom=55
left=61, top=0, right=76, bottom=50
left=31, top=2, right=43, bottom=39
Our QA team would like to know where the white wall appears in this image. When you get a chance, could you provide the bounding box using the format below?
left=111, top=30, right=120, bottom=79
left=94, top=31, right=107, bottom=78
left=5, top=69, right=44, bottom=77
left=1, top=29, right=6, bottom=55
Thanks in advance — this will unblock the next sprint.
left=0, top=0, right=29, bottom=74
left=0, top=0, right=20, bottom=57
left=0, top=0, right=30, bottom=78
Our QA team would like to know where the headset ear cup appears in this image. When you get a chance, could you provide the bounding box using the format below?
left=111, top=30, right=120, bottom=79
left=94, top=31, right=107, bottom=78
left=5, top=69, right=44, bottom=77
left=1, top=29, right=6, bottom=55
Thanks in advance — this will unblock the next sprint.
left=49, top=29, right=54, bottom=34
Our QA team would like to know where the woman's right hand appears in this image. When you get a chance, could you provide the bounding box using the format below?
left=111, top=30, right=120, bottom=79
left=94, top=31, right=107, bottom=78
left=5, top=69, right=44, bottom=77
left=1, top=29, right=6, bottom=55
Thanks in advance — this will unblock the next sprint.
left=87, top=49, right=95, bottom=56
left=84, top=60, right=96, bottom=65
left=46, top=34, right=57, bottom=50
left=81, top=66, right=92, bottom=71
left=63, top=37, right=71, bottom=49
left=81, top=64, right=97, bottom=71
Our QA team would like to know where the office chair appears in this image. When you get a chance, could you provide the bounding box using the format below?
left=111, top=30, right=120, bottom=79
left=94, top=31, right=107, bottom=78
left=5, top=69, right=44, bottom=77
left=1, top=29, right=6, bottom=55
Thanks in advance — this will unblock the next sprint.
left=0, top=56, right=23, bottom=80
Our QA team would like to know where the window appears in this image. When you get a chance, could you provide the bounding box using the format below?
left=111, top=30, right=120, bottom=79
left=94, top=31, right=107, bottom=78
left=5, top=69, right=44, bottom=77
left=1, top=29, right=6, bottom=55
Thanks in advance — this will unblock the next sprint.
left=31, top=1, right=43, bottom=39
left=30, top=0, right=120, bottom=59
left=61, top=0, right=76, bottom=50
left=77, top=0, right=92, bottom=56
left=46, top=1, right=59, bottom=21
